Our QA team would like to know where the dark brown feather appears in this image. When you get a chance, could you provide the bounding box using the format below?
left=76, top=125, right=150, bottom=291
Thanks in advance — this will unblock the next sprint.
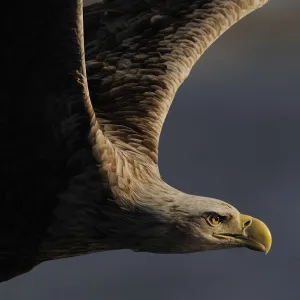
left=84, top=0, right=267, bottom=166
left=1, top=0, right=112, bottom=281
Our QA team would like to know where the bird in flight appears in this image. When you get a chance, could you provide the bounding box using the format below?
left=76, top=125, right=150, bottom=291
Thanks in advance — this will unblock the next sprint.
left=1, top=0, right=272, bottom=282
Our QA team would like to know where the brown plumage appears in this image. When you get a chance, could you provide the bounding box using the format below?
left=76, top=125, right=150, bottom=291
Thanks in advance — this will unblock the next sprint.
left=1, top=0, right=271, bottom=282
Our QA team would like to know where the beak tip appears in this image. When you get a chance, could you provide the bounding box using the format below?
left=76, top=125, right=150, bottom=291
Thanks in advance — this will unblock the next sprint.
left=265, top=243, right=272, bottom=255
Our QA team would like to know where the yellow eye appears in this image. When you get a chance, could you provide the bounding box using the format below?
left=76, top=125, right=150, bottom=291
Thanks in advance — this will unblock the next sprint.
left=208, top=214, right=222, bottom=226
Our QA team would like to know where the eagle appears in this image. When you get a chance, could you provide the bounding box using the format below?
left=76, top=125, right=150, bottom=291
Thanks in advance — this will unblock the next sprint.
left=1, top=0, right=272, bottom=282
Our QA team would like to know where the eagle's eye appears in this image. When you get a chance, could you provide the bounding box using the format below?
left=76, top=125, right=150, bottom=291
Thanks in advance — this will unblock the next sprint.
left=207, top=214, right=225, bottom=226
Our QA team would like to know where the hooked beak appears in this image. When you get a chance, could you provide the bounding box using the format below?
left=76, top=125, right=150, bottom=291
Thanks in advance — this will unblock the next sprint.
left=215, top=214, right=272, bottom=254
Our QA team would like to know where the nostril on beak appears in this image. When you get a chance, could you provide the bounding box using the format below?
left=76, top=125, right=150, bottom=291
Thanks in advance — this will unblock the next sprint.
left=243, top=220, right=252, bottom=228
left=240, top=214, right=253, bottom=230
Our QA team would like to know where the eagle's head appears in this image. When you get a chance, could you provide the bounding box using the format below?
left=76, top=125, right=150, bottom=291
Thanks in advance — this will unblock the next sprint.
left=157, top=195, right=272, bottom=254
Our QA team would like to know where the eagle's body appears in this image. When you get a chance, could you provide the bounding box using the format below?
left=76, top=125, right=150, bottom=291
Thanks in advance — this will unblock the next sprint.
left=1, top=0, right=271, bottom=282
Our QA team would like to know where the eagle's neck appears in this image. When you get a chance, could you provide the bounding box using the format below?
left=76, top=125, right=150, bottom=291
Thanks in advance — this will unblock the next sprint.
left=38, top=157, right=195, bottom=260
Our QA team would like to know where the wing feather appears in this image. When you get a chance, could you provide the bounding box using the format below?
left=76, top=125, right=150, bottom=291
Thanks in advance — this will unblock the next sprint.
left=1, top=0, right=111, bottom=281
left=84, top=0, right=268, bottom=165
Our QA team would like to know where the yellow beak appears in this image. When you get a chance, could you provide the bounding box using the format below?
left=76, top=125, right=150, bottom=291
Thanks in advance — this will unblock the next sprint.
left=215, top=214, right=272, bottom=254
left=240, top=214, right=272, bottom=254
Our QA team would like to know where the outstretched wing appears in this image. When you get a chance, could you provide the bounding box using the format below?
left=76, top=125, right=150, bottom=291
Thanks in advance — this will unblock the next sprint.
left=84, top=0, right=268, bottom=165
left=1, top=0, right=110, bottom=281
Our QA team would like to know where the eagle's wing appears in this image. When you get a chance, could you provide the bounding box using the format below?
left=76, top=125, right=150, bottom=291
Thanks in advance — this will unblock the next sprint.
left=84, top=0, right=268, bottom=166
left=0, top=0, right=110, bottom=282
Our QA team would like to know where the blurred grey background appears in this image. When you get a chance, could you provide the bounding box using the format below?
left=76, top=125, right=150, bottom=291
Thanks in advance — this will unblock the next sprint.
left=1, top=0, right=299, bottom=299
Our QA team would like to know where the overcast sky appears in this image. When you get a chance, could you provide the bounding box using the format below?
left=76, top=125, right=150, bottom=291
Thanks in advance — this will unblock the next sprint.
left=1, top=1, right=299, bottom=299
